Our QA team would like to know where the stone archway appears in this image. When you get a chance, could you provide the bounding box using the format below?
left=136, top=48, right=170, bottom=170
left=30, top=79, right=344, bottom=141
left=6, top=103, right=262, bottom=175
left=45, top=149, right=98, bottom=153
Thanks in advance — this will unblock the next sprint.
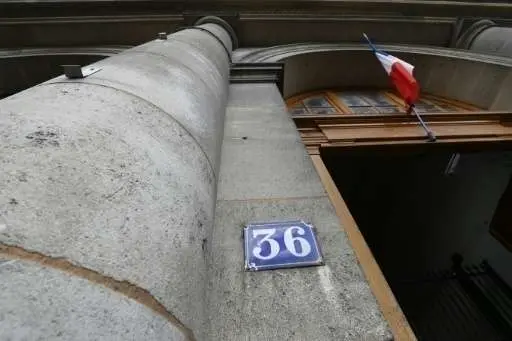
left=239, top=43, right=512, bottom=110
left=239, top=43, right=512, bottom=340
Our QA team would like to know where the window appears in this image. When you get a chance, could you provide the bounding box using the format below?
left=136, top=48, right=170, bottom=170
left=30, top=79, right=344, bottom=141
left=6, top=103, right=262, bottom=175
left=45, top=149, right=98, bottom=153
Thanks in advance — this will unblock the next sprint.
left=287, top=90, right=477, bottom=116
left=289, top=95, right=337, bottom=115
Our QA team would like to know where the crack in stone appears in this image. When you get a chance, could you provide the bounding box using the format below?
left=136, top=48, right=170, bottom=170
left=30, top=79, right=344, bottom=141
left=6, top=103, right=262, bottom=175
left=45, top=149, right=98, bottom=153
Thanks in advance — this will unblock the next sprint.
left=0, top=259, right=17, bottom=268
left=0, top=243, right=196, bottom=341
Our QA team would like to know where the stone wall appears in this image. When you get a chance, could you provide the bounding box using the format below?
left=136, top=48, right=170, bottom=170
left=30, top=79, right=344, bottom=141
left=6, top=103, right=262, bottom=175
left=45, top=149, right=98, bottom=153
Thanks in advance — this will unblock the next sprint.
left=208, top=83, right=393, bottom=340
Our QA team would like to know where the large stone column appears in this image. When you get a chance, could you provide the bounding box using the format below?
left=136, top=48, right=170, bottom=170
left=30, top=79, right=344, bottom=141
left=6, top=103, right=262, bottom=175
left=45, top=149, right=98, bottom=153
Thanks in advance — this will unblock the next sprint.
left=0, top=16, right=235, bottom=341
left=456, top=19, right=512, bottom=58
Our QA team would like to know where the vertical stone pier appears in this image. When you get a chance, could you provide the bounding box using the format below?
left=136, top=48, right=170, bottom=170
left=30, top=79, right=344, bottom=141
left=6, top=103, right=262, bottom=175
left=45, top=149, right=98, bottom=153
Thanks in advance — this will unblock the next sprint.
left=0, top=16, right=235, bottom=341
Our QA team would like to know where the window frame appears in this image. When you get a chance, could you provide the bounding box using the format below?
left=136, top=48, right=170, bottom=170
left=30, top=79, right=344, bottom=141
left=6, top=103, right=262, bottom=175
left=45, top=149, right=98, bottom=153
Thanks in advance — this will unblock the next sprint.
left=286, top=89, right=480, bottom=117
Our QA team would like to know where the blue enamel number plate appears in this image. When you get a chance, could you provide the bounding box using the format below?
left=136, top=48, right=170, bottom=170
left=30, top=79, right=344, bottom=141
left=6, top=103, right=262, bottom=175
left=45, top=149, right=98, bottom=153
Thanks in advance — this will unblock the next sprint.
left=244, top=220, right=324, bottom=271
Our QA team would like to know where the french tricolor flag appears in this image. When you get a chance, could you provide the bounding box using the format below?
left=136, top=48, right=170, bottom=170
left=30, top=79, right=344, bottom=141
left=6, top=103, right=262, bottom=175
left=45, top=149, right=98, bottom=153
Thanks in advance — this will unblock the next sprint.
left=364, top=34, right=420, bottom=106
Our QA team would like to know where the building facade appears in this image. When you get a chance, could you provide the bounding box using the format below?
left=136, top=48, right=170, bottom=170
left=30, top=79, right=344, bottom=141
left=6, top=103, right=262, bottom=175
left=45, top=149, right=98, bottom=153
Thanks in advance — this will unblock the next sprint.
left=1, top=1, right=512, bottom=340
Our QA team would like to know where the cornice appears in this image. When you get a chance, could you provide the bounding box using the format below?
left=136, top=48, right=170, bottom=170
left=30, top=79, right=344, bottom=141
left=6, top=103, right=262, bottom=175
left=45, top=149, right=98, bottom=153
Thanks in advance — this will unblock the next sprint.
left=0, top=46, right=127, bottom=58
left=0, top=0, right=511, bottom=19
left=239, top=43, right=512, bottom=67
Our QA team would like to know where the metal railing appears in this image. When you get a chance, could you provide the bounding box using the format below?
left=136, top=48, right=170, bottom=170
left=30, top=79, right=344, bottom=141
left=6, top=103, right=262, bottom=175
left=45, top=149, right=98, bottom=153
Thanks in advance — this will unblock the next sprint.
left=393, top=257, right=512, bottom=341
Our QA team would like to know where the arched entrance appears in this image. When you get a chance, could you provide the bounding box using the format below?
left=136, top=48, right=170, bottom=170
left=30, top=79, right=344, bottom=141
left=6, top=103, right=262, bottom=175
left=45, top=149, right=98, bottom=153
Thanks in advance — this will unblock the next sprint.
left=244, top=44, right=512, bottom=340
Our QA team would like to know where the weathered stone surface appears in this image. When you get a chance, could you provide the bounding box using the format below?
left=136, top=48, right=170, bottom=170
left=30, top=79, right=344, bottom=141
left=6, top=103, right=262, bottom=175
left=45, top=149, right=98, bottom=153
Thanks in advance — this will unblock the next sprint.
left=0, top=258, right=186, bottom=341
left=172, top=23, right=232, bottom=74
left=232, top=48, right=261, bottom=62
left=46, top=29, right=230, bottom=175
left=238, top=44, right=512, bottom=110
left=218, top=135, right=325, bottom=201
left=461, top=64, right=508, bottom=109
left=420, top=54, right=459, bottom=99
left=470, top=26, right=512, bottom=58
left=491, top=71, right=512, bottom=110
left=0, top=19, right=234, bottom=341
left=283, top=51, right=388, bottom=98
left=227, top=83, right=286, bottom=108
left=431, top=59, right=508, bottom=109
left=209, top=83, right=392, bottom=340
left=196, top=23, right=234, bottom=55
left=211, top=195, right=352, bottom=248
left=218, top=105, right=325, bottom=200
left=223, top=106, right=299, bottom=141
left=209, top=195, right=391, bottom=341
left=218, top=84, right=326, bottom=200
left=0, top=83, right=212, bottom=336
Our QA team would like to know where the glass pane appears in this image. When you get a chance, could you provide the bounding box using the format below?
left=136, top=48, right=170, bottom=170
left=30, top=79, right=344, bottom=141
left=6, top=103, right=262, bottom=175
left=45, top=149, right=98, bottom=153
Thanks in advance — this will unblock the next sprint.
left=414, top=104, right=440, bottom=113
left=375, top=106, right=404, bottom=114
left=337, top=93, right=369, bottom=107
left=309, top=107, right=337, bottom=115
left=289, top=107, right=309, bottom=115
left=362, top=93, right=394, bottom=106
left=432, top=102, right=459, bottom=112
left=290, top=102, right=305, bottom=109
left=348, top=107, right=379, bottom=114
left=303, top=96, right=332, bottom=108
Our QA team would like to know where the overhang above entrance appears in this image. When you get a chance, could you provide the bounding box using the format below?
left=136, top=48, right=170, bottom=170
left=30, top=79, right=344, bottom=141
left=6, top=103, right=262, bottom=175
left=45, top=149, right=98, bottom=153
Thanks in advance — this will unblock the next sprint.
left=240, top=44, right=512, bottom=111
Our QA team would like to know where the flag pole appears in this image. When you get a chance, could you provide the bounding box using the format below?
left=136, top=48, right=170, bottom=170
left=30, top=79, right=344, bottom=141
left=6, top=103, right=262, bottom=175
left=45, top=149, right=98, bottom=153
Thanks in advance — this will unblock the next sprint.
left=363, top=33, right=378, bottom=53
left=409, top=104, right=436, bottom=142
left=363, top=33, right=436, bottom=142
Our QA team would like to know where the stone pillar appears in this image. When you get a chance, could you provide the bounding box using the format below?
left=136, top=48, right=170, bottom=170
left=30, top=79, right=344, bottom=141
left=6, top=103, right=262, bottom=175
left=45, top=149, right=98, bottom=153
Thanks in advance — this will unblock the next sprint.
left=208, top=83, right=394, bottom=340
left=0, top=16, right=235, bottom=341
left=456, top=19, right=512, bottom=58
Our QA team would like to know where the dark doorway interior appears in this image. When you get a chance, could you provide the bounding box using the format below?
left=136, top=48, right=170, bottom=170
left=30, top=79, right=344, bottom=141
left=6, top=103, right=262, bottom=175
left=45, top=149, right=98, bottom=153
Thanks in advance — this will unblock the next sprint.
left=322, top=144, right=512, bottom=341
